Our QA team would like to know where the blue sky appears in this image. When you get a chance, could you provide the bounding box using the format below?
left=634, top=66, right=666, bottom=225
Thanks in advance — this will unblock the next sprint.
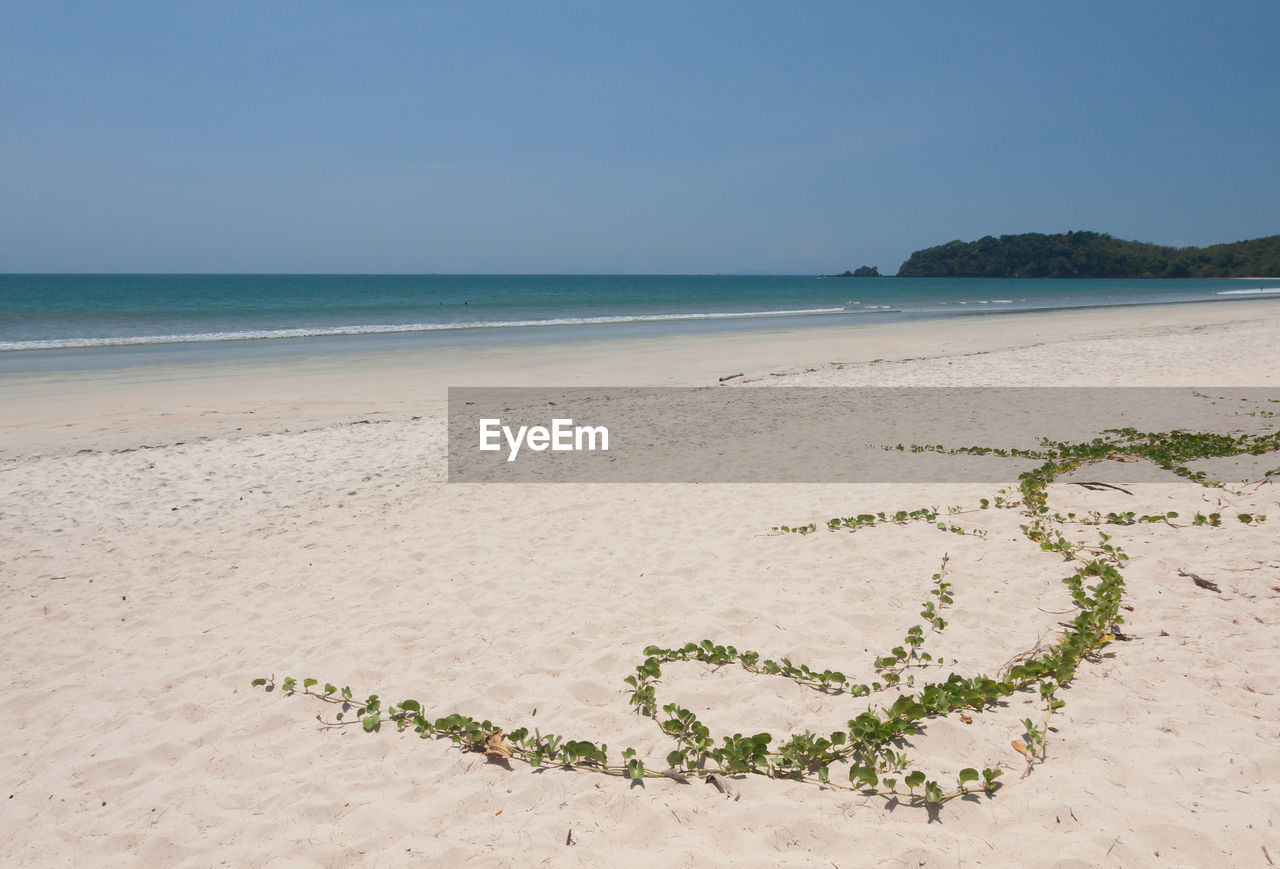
left=1, top=1, right=1277, bottom=274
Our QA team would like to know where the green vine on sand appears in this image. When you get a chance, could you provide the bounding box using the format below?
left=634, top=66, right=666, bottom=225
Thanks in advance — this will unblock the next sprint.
left=775, top=504, right=986, bottom=538
left=253, top=426, right=1277, bottom=812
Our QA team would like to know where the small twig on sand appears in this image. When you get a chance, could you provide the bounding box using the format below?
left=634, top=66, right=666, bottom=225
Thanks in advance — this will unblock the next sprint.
left=1068, top=481, right=1134, bottom=495
left=718, top=373, right=744, bottom=383
left=1179, top=568, right=1221, bottom=593
left=999, top=636, right=1052, bottom=680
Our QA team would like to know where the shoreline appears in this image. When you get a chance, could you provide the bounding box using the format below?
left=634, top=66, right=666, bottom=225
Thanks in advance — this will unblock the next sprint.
left=3, top=297, right=1279, bottom=457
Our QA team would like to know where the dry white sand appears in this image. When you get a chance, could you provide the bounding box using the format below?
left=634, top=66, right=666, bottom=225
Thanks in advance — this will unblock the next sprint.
left=2, top=300, right=1279, bottom=867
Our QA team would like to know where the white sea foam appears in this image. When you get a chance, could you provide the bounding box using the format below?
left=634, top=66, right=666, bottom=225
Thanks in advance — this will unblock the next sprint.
left=1217, top=287, right=1280, bottom=295
left=0, top=306, right=855, bottom=352
left=938, top=299, right=1024, bottom=305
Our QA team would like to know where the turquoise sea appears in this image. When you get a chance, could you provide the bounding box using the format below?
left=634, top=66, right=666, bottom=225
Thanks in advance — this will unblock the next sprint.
left=2, top=274, right=1278, bottom=372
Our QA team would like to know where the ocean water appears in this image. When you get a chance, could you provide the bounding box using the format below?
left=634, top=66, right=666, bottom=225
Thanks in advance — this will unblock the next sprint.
left=1, top=274, right=1277, bottom=371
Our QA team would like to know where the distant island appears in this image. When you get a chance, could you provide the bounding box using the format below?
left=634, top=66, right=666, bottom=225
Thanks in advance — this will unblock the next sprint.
left=895, top=231, right=1280, bottom=278
left=822, top=266, right=880, bottom=278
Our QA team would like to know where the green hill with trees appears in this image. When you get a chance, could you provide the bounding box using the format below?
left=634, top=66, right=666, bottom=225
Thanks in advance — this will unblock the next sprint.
left=896, top=231, right=1280, bottom=278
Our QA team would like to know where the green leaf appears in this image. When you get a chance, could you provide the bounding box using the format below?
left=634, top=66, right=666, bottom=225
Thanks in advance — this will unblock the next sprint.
left=958, top=768, right=979, bottom=784
left=904, top=771, right=925, bottom=790
left=250, top=678, right=266, bottom=687
left=363, top=714, right=380, bottom=732
left=850, top=766, right=878, bottom=788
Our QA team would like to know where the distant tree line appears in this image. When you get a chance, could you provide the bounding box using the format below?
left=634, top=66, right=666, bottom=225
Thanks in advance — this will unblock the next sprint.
left=828, top=266, right=881, bottom=277
left=896, top=231, right=1280, bottom=278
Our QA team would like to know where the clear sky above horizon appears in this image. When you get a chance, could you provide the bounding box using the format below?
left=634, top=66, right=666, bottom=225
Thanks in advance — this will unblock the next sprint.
left=2, top=1, right=1277, bottom=274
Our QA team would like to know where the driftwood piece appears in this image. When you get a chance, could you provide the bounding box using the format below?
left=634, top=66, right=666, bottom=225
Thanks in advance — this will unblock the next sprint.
left=718, top=372, right=744, bottom=382
left=1179, top=569, right=1221, bottom=593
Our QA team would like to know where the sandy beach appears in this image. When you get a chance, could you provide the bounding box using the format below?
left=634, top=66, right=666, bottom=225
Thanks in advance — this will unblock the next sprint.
left=3, top=300, right=1280, bottom=867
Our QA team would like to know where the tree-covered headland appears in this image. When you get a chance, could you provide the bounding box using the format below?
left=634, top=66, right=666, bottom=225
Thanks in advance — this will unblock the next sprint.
left=896, top=231, right=1280, bottom=278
